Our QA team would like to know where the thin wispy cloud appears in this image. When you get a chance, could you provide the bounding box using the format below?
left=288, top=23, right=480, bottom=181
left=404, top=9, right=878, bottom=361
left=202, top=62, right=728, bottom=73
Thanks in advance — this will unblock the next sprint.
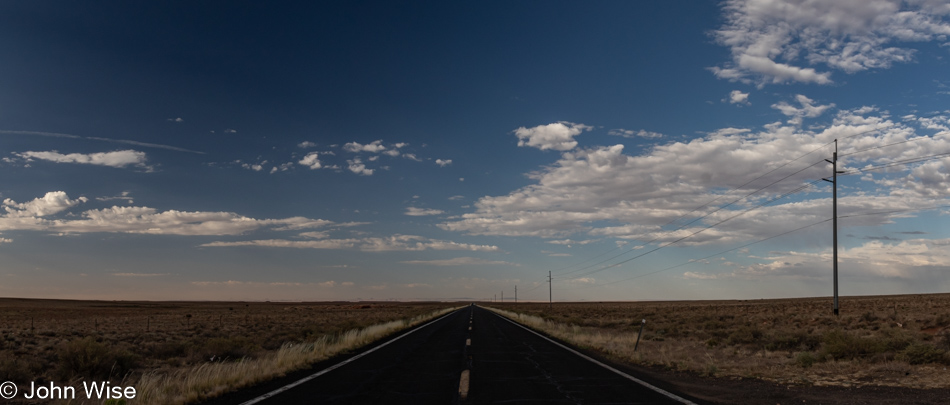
left=0, top=130, right=205, bottom=154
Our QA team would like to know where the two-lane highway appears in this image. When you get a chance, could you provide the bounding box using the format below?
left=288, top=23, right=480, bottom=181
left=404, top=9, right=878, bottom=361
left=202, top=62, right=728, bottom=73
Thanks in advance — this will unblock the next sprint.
left=210, top=305, right=701, bottom=404
left=468, top=306, right=695, bottom=404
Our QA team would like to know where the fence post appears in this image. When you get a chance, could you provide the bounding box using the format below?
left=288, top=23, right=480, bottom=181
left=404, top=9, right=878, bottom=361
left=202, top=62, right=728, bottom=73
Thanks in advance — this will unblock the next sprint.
left=634, top=319, right=646, bottom=352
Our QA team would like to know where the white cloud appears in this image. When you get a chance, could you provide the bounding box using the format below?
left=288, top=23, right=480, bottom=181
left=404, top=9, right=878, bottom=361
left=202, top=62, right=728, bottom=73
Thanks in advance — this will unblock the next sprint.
left=224, top=129, right=237, bottom=134
left=515, top=122, right=593, bottom=151
left=298, top=152, right=323, bottom=169
left=343, top=140, right=386, bottom=153
left=347, top=158, right=374, bottom=175
left=298, top=141, right=317, bottom=148
left=113, top=272, right=170, bottom=277
left=694, top=237, right=950, bottom=282
left=270, top=162, right=294, bottom=173
left=405, top=207, right=444, bottom=216
left=96, top=191, right=134, bottom=205
left=727, top=90, right=750, bottom=105
left=441, top=105, right=950, bottom=243
left=242, top=161, right=265, bottom=171
left=712, top=0, right=950, bottom=86
left=201, top=239, right=360, bottom=249
left=0, top=130, right=204, bottom=154
left=166, top=117, right=184, bottom=123
left=547, top=239, right=598, bottom=245
left=202, top=234, right=498, bottom=252
left=15, top=150, right=151, bottom=170
left=608, top=129, right=665, bottom=139
left=400, top=257, right=517, bottom=266
left=3, top=191, right=87, bottom=218
left=772, top=94, right=835, bottom=126
left=435, top=159, right=452, bottom=167
left=0, top=191, right=336, bottom=236
left=0, top=238, right=12, bottom=244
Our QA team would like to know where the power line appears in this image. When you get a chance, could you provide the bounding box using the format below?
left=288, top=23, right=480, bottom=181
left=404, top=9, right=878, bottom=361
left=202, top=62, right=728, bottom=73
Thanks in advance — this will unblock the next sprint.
left=840, top=150, right=950, bottom=176
left=562, top=143, right=950, bottom=281
left=839, top=137, right=929, bottom=157
left=564, top=177, right=826, bottom=281
left=568, top=218, right=834, bottom=290
left=566, top=194, right=950, bottom=292
left=556, top=158, right=829, bottom=281
left=547, top=125, right=895, bottom=280
left=538, top=122, right=948, bottom=297
left=549, top=140, right=839, bottom=278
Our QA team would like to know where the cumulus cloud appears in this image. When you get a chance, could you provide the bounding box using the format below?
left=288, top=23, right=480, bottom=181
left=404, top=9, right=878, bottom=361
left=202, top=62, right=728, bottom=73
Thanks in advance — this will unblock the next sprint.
left=241, top=160, right=266, bottom=171
left=15, top=150, right=151, bottom=170
left=727, top=90, right=750, bottom=105
left=270, top=162, right=294, bottom=173
left=772, top=94, right=835, bottom=125
left=298, top=141, right=317, bottom=148
left=515, top=122, right=593, bottom=151
left=0, top=191, right=336, bottom=236
left=166, top=117, right=184, bottom=123
left=711, top=0, right=950, bottom=86
left=441, top=105, right=950, bottom=244
left=608, top=129, right=665, bottom=139
left=3, top=191, right=88, bottom=218
left=435, top=159, right=452, bottom=167
left=343, top=140, right=386, bottom=153
left=347, top=158, right=373, bottom=175
left=298, top=152, right=323, bottom=169
left=405, top=207, right=445, bottom=216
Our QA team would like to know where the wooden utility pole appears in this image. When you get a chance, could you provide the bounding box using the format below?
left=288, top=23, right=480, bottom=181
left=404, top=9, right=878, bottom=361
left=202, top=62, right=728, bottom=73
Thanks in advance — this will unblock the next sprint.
left=823, top=139, right=844, bottom=316
left=515, top=285, right=517, bottom=303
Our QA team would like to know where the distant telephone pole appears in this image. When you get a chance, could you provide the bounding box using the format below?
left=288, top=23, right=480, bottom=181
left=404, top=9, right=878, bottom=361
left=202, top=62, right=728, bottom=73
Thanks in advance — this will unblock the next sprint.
left=823, top=139, right=845, bottom=316
left=514, top=285, right=517, bottom=303
left=548, top=271, right=552, bottom=309
left=501, top=291, right=503, bottom=302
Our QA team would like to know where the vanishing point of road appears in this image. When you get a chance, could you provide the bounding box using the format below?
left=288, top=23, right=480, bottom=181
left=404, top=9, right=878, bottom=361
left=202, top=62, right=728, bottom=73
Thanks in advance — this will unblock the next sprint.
left=206, top=305, right=703, bottom=404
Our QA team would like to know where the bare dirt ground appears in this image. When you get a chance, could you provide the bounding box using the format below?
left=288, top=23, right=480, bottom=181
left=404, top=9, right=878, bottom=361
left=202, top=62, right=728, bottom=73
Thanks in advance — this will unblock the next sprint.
left=0, top=298, right=453, bottom=402
left=488, top=294, right=950, bottom=404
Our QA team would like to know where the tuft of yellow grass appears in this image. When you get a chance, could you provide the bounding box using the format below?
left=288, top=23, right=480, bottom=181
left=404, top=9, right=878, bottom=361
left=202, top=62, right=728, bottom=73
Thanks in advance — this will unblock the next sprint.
left=133, top=306, right=460, bottom=404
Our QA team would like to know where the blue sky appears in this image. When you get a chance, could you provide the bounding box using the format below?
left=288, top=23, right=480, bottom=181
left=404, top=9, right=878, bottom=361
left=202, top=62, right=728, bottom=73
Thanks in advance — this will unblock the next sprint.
left=1, top=1, right=950, bottom=301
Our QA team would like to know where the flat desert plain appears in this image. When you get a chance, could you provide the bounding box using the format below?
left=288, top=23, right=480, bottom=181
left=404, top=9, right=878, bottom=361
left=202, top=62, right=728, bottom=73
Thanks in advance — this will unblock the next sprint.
left=489, top=294, right=950, bottom=403
left=0, top=299, right=455, bottom=404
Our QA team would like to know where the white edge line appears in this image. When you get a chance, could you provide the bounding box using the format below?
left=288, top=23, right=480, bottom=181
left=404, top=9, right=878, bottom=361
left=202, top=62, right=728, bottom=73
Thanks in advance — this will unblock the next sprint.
left=484, top=306, right=698, bottom=405
left=238, top=308, right=463, bottom=405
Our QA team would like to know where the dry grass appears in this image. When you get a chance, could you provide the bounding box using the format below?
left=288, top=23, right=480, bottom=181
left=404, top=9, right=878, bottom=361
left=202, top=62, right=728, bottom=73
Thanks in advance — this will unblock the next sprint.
left=134, top=306, right=460, bottom=404
left=486, top=294, right=950, bottom=389
left=0, top=299, right=458, bottom=404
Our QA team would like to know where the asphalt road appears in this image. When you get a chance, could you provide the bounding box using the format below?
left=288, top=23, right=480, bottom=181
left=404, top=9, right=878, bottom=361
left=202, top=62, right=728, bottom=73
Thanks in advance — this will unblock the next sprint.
left=212, top=305, right=701, bottom=405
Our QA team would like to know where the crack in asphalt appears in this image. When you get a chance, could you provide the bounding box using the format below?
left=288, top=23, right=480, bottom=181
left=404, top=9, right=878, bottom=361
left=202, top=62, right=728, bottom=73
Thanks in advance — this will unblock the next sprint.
left=521, top=343, right=582, bottom=405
